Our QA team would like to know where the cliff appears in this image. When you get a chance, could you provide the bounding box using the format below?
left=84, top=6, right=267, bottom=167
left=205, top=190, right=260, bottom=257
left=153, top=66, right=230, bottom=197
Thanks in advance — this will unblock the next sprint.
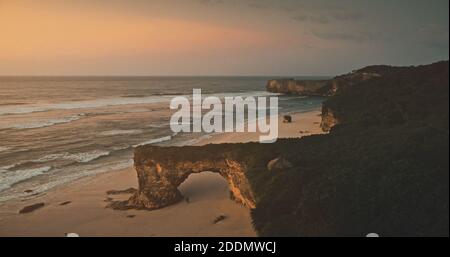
left=266, top=79, right=330, bottom=96
left=322, top=61, right=449, bottom=132
left=124, top=61, right=448, bottom=236
left=266, top=69, right=381, bottom=97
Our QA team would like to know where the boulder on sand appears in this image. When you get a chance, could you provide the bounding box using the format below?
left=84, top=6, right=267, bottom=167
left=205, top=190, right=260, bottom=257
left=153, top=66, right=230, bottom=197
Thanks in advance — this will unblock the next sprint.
left=267, top=157, right=293, bottom=171
left=19, top=203, right=45, bottom=214
left=283, top=115, right=292, bottom=123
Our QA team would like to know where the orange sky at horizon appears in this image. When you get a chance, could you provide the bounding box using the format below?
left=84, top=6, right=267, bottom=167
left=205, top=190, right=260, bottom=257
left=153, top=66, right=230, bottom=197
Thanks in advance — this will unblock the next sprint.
left=1, top=1, right=317, bottom=75
left=1, top=3, right=281, bottom=59
left=0, top=0, right=448, bottom=75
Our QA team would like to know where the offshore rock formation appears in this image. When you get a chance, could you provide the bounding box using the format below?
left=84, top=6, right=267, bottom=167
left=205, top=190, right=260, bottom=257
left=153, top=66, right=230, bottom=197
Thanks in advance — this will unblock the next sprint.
left=267, top=69, right=381, bottom=97
left=127, top=145, right=256, bottom=210
left=266, top=79, right=330, bottom=96
left=267, top=66, right=416, bottom=132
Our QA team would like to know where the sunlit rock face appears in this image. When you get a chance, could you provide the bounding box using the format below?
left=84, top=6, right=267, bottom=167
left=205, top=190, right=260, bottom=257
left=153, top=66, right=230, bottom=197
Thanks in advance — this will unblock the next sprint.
left=267, top=69, right=382, bottom=133
left=128, top=145, right=256, bottom=210
left=266, top=79, right=329, bottom=96
left=266, top=70, right=381, bottom=98
left=320, top=106, right=338, bottom=132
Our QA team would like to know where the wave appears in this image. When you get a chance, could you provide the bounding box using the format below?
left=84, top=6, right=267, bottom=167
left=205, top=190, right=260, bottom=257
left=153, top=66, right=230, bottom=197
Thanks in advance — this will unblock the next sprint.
left=0, top=160, right=133, bottom=202
left=0, top=146, right=11, bottom=153
left=2, top=114, right=85, bottom=130
left=133, top=135, right=172, bottom=147
left=2, top=150, right=112, bottom=171
left=37, top=150, right=111, bottom=163
left=175, top=134, right=213, bottom=146
left=0, top=166, right=52, bottom=192
left=99, top=129, right=143, bottom=136
left=0, top=95, right=169, bottom=116
left=37, top=160, right=133, bottom=192
left=207, top=91, right=282, bottom=99
left=147, top=123, right=170, bottom=128
left=0, top=147, right=129, bottom=196
left=0, top=91, right=281, bottom=117
left=111, top=145, right=132, bottom=151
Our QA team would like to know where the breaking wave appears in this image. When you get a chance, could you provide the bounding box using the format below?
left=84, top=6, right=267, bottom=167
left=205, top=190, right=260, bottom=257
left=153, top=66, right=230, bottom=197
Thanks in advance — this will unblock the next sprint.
left=0, top=96, right=169, bottom=116
left=133, top=135, right=172, bottom=147
left=37, top=150, right=111, bottom=163
left=2, top=114, right=85, bottom=130
left=0, top=166, right=52, bottom=192
left=99, top=129, right=143, bottom=136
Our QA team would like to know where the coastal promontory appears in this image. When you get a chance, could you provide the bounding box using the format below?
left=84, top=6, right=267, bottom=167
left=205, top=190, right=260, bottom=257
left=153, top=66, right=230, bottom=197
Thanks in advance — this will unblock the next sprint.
left=126, top=61, right=449, bottom=236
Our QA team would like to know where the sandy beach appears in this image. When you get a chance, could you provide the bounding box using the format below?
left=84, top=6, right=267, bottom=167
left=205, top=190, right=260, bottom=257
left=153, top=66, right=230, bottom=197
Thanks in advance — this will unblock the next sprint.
left=0, top=110, right=324, bottom=237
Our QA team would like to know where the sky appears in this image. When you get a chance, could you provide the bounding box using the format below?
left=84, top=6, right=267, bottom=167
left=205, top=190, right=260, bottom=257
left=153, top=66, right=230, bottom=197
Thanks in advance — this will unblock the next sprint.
left=0, top=0, right=448, bottom=76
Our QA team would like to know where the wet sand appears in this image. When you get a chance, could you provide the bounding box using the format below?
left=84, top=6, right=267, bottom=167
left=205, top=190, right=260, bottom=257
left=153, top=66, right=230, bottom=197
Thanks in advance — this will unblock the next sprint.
left=0, top=110, right=324, bottom=237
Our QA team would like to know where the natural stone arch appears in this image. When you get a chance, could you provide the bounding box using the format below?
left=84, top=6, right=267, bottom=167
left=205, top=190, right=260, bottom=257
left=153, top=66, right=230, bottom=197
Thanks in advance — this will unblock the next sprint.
left=126, top=145, right=256, bottom=210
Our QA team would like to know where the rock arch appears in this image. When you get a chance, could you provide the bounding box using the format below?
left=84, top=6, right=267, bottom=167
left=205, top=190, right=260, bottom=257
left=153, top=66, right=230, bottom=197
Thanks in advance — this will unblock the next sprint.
left=126, top=145, right=256, bottom=210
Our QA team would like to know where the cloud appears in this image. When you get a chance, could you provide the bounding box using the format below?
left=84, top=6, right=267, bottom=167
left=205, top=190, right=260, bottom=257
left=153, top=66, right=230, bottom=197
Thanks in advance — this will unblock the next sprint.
left=197, top=0, right=224, bottom=5
left=293, top=10, right=363, bottom=24
left=292, top=14, right=329, bottom=24
left=311, top=30, right=373, bottom=43
left=247, top=2, right=268, bottom=9
left=332, top=11, right=364, bottom=21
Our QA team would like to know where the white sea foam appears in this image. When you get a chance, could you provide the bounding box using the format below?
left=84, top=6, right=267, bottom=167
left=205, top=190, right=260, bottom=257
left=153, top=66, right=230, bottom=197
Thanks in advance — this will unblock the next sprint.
left=0, top=95, right=169, bottom=116
left=33, top=161, right=132, bottom=194
left=111, top=145, right=132, bottom=151
left=37, top=150, right=111, bottom=163
left=0, top=146, right=11, bottom=153
left=0, top=91, right=278, bottom=116
left=175, top=134, right=213, bottom=146
left=0, top=114, right=85, bottom=130
left=0, top=150, right=114, bottom=175
left=203, top=91, right=281, bottom=99
left=0, top=166, right=52, bottom=192
left=0, top=160, right=133, bottom=202
left=99, top=129, right=143, bottom=136
left=0, top=164, right=17, bottom=170
left=146, top=123, right=169, bottom=128
left=133, top=136, right=172, bottom=147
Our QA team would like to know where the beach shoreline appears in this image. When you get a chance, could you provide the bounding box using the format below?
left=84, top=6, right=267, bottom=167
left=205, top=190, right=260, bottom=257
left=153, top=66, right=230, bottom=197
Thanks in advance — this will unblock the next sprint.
left=0, top=109, right=324, bottom=237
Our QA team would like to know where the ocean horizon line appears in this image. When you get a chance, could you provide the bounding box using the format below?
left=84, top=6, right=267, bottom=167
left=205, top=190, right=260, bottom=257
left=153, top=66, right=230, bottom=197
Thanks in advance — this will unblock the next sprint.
left=0, top=75, right=333, bottom=79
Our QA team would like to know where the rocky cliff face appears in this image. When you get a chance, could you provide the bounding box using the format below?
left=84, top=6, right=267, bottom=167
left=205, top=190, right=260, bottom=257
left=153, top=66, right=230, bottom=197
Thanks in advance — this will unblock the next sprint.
left=126, top=145, right=256, bottom=210
left=268, top=69, right=384, bottom=131
left=320, top=105, right=338, bottom=132
left=266, top=72, right=381, bottom=98
left=266, top=79, right=330, bottom=96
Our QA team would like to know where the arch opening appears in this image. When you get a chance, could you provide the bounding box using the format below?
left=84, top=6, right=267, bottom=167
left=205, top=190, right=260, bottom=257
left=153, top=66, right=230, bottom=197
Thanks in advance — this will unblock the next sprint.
left=125, top=157, right=256, bottom=210
left=177, top=171, right=233, bottom=203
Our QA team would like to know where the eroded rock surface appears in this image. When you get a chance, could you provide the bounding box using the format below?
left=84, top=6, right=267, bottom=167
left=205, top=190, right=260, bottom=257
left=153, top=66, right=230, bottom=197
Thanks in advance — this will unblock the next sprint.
left=320, top=106, right=338, bottom=132
left=125, top=145, right=256, bottom=210
left=266, top=70, right=381, bottom=97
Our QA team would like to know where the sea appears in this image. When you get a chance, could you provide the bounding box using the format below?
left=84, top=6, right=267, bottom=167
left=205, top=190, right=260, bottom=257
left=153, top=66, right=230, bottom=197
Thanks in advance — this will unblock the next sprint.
left=0, top=76, right=326, bottom=202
